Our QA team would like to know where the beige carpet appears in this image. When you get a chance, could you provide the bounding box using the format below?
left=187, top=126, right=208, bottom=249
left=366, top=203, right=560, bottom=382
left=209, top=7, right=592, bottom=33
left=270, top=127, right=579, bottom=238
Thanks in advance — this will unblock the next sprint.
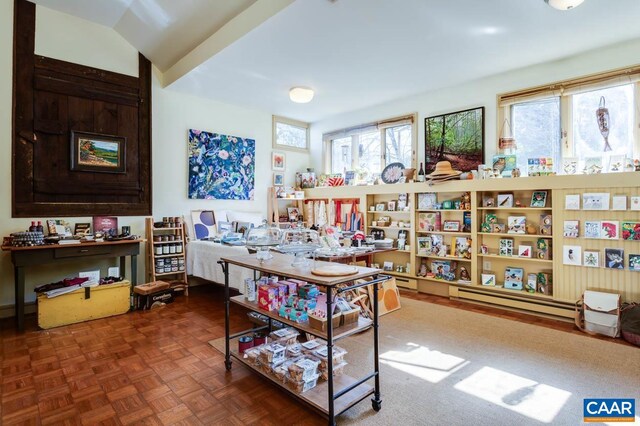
left=211, top=298, right=639, bottom=425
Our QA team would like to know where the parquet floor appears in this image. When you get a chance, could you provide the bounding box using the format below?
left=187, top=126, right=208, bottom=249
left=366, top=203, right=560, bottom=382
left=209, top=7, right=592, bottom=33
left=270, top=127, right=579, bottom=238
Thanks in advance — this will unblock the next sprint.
left=0, top=285, right=626, bottom=425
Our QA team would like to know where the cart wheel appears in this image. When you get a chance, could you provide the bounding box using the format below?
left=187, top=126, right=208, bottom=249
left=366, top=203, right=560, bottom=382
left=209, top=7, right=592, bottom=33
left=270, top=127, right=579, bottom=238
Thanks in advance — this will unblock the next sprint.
left=372, top=399, right=382, bottom=412
left=224, top=360, right=232, bottom=371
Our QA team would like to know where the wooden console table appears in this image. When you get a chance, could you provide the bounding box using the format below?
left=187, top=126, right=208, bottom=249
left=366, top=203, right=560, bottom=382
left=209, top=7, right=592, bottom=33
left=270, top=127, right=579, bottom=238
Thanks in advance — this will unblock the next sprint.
left=2, top=239, right=142, bottom=331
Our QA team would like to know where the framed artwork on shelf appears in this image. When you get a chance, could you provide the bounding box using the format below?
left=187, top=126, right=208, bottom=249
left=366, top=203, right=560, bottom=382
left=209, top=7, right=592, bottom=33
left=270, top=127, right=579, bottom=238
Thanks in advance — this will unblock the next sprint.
left=417, top=193, right=437, bottom=210
left=607, top=155, right=626, bottom=173
left=482, top=196, right=495, bottom=207
left=424, top=106, right=484, bottom=174
left=443, top=220, right=460, bottom=232
left=611, top=195, right=627, bottom=211
left=375, top=203, right=386, bottom=212
left=604, top=248, right=624, bottom=269
left=272, top=151, right=286, bottom=171
left=70, top=131, right=126, bottom=174
left=273, top=172, right=284, bottom=186
left=584, top=157, right=603, bottom=174
left=287, top=207, right=301, bottom=222
left=583, top=250, right=600, bottom=268
left=504, top=267, right=524, bottom=290
left=530, top=191, right=547, bottom=208
left=481, top=273, right=495, bottom=286
left=387, top=201, right=397, bottom=211
left=565, top=194, right=580, bottom=210
left=562, top=157, right=579, bottom=175
left=583, top=193, right=609, bottom=210
left=499, top=238, right=514, bottom=256
left=497, top=193, right=514, bottom=208
left=507, top=216, right=526, bottom=234
left=563, top=245, right=582, bottom=266
left=518, top=245, right=532, bottom=258
left=417, top=236, right=431, bottom=255
left=191, top=210, right=216, bottom=240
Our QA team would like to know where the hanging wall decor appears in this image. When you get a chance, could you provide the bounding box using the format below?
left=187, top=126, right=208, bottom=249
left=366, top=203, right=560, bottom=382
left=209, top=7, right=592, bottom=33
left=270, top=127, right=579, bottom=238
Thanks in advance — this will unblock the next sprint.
left=596, top=96, right=612, bottom=152
left=188, top=129, right=255, bottom=200
left=425, top=106, right=485, bottom=174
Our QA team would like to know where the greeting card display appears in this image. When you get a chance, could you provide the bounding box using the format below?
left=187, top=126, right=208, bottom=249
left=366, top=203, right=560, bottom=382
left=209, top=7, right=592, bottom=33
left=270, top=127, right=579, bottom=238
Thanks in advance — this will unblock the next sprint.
left=507, top=216, right=526, bottom=234
left=583, top=250, right=600, bottom=268
left=604, top=248, right=624, bottom=269
left=629, top=254, right=640, bottom=271
left=504, top=267, right=524, bottom=290
left=584, top=221, right=601, bottom=239
left=631, top=196, right=640, bottom=211
left=565, top=194, right=580, bottom=210
left=563, top=245, right=582, bottom=266
left=417, top=237, right=431, bottom=255
left=563, top=220, right=579, bottom=238
left=611, top=195, right=627, bottom=211
left=600, top=221, right=619, bottom=239
left=562, top=157, right=579, bottom=175
left=622, top=222, right=640, bottom=241
left=530, top=191, right=547, bottom=208
left=582, top=193, right=610, bottom=210
left=417, top=193, right=437, bottom=210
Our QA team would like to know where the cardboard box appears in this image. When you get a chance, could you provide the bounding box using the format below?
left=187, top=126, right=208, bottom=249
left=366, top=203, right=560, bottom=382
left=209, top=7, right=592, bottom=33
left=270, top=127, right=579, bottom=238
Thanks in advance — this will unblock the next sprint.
left=258, top=285, right=279, bottom=311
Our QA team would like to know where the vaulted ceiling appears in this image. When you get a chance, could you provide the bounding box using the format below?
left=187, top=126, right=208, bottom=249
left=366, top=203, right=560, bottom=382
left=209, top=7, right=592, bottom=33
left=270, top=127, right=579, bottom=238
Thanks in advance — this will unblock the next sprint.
left=30, top=0, right=640, bottom=122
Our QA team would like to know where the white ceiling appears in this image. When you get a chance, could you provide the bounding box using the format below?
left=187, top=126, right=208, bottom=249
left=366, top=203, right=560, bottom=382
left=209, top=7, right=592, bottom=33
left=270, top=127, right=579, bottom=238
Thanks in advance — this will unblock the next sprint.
left=31, top=0, right=640, bottom=123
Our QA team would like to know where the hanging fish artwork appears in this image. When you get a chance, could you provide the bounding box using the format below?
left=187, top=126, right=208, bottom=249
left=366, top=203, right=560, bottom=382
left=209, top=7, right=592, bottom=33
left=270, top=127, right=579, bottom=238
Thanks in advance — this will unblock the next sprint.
left=596, top=96, right=612, bottom=152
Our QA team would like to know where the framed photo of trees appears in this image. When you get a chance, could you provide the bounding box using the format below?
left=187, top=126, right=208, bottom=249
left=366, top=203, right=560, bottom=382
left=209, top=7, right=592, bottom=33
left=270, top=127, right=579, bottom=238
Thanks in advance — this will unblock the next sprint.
left=425, top=106, right=484, bottom=174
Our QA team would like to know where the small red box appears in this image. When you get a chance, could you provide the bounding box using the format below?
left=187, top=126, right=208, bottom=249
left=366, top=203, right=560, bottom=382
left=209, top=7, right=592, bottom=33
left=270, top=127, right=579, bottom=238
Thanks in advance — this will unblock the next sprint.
left=258, top=285, right=279, bottom=311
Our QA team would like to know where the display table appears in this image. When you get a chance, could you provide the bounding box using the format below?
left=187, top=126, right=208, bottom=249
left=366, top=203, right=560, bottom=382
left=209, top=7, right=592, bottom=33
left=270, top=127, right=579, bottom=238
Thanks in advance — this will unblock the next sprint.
left=2, top=239, right=141, bottom=331
left=186, top=240, right=253, bottom=291
left=221, top=252, right=387, bottom=425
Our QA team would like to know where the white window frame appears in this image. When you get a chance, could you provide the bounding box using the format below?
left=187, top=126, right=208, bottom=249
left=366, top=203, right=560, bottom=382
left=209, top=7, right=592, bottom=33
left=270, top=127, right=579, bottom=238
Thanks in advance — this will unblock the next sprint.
left=497, top=67, right=640, bottom=163
left=322, top=113, right=417, bottom=174
left=272, top=115, right=310, bottom=153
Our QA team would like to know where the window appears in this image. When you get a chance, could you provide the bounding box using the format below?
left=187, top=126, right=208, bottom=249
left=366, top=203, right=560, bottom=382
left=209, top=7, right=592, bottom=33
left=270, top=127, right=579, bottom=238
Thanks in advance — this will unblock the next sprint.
left=500, top=66, right=640, bottom=175
left=511, top=97, right=561, bottom=173
left=572, top=84, right=635, bottom=158
left=273, top=116, right=309, bottom=152
left=324, top=115, right=416, bottom=176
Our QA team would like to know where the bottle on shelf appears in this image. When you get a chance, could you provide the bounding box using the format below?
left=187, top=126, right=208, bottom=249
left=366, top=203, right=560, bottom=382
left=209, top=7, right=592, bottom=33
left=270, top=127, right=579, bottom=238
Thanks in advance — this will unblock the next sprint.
left=417, top=163, right=425, bottom=182
left=29, top=221, right=36, bottom=232
left=36, top=221, right=43, bottom=233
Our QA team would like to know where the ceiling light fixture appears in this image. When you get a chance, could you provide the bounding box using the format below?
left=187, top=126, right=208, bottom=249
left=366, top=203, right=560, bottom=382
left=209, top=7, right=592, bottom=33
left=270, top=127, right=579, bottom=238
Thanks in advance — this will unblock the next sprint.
left=544, top=0, right=584, bottom=11
left=289, top=87, right=314, bottom=103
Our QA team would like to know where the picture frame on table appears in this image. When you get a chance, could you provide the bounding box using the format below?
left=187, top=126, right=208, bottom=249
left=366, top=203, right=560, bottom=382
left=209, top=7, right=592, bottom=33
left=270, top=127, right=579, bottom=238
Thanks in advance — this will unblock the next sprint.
left=273, top=172, right=284, bottom=186
left=70, top=131, right=126, bottom=174
left=191, top=210, right=216, bottom=240
left=530, top=191, right=547, bottom=208
left=497, top=193, right=514, bottom=208
left=442, top=220, right=460, bottom=232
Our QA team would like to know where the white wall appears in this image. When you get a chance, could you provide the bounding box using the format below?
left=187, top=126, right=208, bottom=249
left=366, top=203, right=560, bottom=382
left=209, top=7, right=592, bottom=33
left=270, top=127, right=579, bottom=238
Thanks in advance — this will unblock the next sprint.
left=0, top=3, right=308, bottom=312
left=310, top=38, right=640, bottom=173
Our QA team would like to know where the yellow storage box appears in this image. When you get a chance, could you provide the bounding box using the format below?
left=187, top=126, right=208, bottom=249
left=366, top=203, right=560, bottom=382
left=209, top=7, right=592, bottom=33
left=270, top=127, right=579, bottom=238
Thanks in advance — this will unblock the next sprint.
left=37, top=280, right=131, bottom=329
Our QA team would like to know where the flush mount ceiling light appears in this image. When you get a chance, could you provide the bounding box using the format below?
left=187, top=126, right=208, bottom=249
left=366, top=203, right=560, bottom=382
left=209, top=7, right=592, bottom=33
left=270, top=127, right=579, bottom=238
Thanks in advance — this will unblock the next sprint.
left=544, top=0, right=584, bottom=10
left=289, top=87, right=314, bottom=103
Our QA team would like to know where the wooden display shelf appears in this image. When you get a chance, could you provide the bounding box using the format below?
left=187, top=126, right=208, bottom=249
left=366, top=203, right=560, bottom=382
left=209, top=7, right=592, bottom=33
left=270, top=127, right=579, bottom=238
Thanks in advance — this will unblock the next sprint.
left=154, top=253, right=185, bottom=259
left=416, top=254, right=471, bottom=261
left=416, top=231, right=471, bottom=236
left=477, top=207, right=552, bottom=211
left=416, top=209, right=470, bottom=213
left=382, top=270, right=413, bottom=279
left=468, top=283, right=554, bottom=300
left=368, top=210, right=410, bottom=214
left=477, top=254, right=553, bottom=264
left=416, top=276, right=463, bottom=285
left=153, top=226, right=183, bottom=231
left=477, top=232, right=551, bottom=239
left=230, top=295, right=372, bottom=341
left=396, top=249, right=412, bottom=253
left=367, top=226, right=412, bottom=230
left=229, top=344, right=373, bottom=416
left=155, top=271, right=186, bottom=277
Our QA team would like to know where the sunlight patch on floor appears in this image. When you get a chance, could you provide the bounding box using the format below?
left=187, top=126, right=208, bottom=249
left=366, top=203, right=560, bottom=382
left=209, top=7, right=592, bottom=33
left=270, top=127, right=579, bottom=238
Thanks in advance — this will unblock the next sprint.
left=380, top=342, right=470, bottom=384
left=454, top=366, right=571, bottom=423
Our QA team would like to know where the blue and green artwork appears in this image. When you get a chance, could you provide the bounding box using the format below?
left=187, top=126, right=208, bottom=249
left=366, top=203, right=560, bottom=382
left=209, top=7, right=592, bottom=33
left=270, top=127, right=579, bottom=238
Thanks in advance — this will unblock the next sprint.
left=188, top=129, right=255, bottom=200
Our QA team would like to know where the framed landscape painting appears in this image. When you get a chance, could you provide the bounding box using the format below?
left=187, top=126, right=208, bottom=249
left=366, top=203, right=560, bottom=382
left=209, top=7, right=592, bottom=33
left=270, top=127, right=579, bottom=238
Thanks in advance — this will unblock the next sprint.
left=70, top=131, right=126, bottom=173
left=425, top=106, right=484, bottom=174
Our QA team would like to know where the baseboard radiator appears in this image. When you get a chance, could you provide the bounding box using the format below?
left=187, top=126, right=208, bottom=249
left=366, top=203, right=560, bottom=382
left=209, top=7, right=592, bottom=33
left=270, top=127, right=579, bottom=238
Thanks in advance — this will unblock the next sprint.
left=453, top=286, right=575, bottom=320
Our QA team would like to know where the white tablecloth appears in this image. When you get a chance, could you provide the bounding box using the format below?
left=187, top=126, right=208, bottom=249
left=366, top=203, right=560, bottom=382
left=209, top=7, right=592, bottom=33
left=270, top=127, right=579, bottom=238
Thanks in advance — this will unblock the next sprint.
left=186, top=241, right=253, bottom=291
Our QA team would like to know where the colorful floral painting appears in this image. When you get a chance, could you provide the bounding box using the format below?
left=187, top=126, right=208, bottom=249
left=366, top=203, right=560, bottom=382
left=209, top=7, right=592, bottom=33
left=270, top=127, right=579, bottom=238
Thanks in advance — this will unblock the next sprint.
left=188, top=129, right=255, bottom=200
left=622, top=222, right=640, bottom=241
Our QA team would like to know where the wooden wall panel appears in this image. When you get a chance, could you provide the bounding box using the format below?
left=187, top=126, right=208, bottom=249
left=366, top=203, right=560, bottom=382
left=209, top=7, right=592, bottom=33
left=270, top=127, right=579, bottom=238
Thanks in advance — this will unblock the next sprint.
left=12, top=0, right=151, bottom=217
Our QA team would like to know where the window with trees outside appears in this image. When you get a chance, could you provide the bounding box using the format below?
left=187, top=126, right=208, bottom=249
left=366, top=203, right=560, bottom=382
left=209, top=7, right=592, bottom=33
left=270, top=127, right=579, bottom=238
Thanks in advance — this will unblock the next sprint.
left=325, top=115, right=416, bottom=177
left=500, top=67, right=640, bottom=175
left=273, top=116, right=310, bottom=152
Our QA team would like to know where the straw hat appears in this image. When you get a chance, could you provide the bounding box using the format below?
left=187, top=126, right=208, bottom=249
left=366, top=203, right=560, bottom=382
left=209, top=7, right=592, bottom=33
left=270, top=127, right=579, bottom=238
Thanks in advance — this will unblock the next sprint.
left=427, top=161, right=462, bottom=178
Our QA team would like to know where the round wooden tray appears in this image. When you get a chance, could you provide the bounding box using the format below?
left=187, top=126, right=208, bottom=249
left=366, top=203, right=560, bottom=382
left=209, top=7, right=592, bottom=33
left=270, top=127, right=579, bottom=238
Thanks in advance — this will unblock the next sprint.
left=311, top=265, right=359, bottom=277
